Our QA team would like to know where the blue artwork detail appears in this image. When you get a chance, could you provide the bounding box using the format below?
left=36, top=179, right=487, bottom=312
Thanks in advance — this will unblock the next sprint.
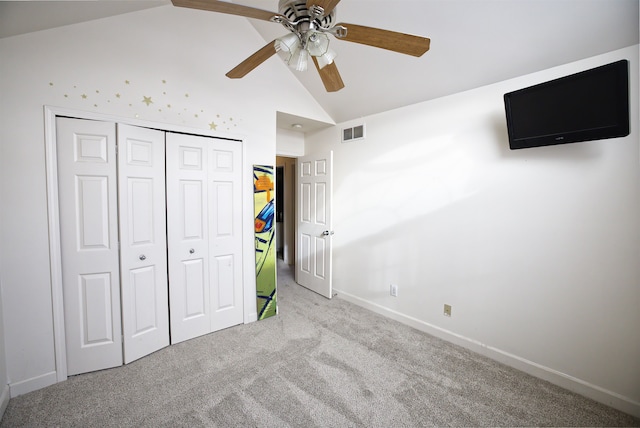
left=255, top=200, right=275, bottom=234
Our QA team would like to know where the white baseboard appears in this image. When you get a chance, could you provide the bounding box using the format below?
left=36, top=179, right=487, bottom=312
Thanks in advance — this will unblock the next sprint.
left=334, top=288, right=640, bottom=419
left=0, top=384, right=10, bottom=420
left=9, top=371, right=57, bottom=398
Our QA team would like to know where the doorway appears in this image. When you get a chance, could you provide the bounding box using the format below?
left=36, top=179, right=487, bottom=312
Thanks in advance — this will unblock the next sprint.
left=276, top=156, right=296, bottom=267
left=276, top=152, right=334, bottom=299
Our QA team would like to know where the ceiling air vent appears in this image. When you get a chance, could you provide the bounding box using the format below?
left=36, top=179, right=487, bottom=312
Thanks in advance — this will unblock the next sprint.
left=342, top=124, right=365, bottom=143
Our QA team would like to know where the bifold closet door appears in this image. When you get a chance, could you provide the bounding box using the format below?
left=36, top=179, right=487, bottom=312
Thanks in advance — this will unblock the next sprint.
left=166, top=133, right=243, bottom=344
left=117, top=124, right=170, bottom=364
left=57, top=118, right=169, bottom=376
left=57, top=118, right=123, bottom=376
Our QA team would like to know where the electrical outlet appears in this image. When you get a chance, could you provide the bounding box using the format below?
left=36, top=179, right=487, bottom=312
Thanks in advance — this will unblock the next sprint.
left=444, top=304, right=452, bottom=317
left=390, top=284, right=398, bottom=297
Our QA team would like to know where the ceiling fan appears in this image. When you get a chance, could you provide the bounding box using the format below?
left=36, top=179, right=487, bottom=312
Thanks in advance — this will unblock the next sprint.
left=171, top=0, right=431, bottom=92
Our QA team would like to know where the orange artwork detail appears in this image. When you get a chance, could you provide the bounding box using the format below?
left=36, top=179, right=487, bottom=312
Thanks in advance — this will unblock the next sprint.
left=255, top=174, right=274, bottom=201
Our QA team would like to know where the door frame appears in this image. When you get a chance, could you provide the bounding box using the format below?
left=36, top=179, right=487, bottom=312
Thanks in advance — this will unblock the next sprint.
left=44, top=106, right=248, bottom=382
left=274, top=152, right=334, bottom=298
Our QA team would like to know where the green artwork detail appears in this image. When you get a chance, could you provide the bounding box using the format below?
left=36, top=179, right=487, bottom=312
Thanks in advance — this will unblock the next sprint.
left=254, top=165, right=276, bottom=320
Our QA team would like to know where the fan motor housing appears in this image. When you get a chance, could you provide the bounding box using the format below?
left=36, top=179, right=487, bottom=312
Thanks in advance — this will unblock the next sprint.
left=278, top=0, right=336, bottom=30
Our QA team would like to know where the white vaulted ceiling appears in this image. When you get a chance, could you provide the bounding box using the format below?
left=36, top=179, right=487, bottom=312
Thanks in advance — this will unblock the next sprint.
left=1, top=0, right=638, bottom=127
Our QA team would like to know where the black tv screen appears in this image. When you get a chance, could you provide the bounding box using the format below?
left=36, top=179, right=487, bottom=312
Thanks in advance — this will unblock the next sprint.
left=504, top=59, right=629, bottom=150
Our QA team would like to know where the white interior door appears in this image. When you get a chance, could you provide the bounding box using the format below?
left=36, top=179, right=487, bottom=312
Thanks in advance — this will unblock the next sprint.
left=117, top=124, right=169, bottom=363
left=166, top=133, right=211, bottom=344
left=209, top=141, right=243, bottom=332
left=57, top=117, right=123, bottom=375
left=296, top=151, right=333, bottom=299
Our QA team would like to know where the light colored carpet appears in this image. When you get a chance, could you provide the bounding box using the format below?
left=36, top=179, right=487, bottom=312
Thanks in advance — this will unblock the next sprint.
left=1, top=261, right=638, bottom=427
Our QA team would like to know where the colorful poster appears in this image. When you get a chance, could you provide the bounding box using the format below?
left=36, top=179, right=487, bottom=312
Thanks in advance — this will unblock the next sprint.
left=254, top=165, right=277, bottom=320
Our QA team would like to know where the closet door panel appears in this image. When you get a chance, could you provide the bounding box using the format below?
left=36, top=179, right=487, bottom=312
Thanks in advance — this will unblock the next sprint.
left=118, top=124, right=169, bottom=364
left=166, top=133, right=211, bottom=344
left=183, top=258, right=207, bottom=317
left=57, top=117, right=123, bottom=376
left=213, top=254, right=235, bottom=309
left=210, top=142, right=243, bottom=331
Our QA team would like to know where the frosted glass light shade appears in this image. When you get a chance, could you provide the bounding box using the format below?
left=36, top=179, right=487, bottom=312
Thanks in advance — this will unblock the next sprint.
left=288, top=48, right=309, bottom=71
left=306, top=32, right=331, bottom=57
left=275, top=33, right=301, bottom=64
left=276, top=33, right=300, bottom=54
left=315, top=48, right=337, bottom=69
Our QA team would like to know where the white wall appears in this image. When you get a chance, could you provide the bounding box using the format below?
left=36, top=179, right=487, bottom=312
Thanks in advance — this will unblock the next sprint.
left=0, top=5, right=332, bottom=397
left=305, top=46, right=640, bottom=416
left=276, top=127, right=305, bottom=157
left=0, top=280, right=8, bottom=418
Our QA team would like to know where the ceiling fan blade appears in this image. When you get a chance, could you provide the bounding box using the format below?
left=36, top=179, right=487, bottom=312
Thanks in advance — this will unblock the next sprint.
left=226, top=41, right=277, bottom=79
left=307, top=0, right=341, bottom=15
left=335, top=23, right=430, bottom=57
left=172, top=0, right=280, bottom=22
left=312, top=57, right=345, bottom=92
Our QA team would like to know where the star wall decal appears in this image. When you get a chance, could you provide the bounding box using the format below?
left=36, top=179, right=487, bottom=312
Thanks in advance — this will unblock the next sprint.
left=48, top=78, right=242, bottom=131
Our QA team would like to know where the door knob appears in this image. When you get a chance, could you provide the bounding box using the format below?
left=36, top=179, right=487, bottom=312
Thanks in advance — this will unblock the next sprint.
left=189, top=248, right=195, bottom=254
left=139, top=254, right=146, bottom=261
left=322, top=230, right=334, bottom=236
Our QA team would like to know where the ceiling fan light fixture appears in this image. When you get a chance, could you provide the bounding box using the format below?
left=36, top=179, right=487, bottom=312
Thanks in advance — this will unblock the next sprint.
left=174, top=0, right=431, bottom=93
left=277, top=30, right=334, bottom=72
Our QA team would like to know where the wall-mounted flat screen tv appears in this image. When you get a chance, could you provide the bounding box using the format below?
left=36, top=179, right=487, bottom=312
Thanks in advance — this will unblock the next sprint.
left=504, top=59, right=629, bottom=150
